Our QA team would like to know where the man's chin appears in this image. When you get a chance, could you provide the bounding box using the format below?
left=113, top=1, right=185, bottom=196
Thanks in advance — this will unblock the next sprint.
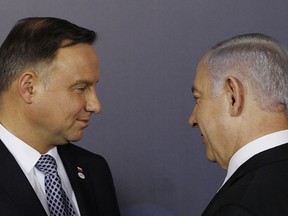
left=56, top=133, right=83, bottom=144
left=67, top=134, right=84, bottom=143
left=206, top=152, right=216, bottom=163
left=68, top=129, right=85, bottom=141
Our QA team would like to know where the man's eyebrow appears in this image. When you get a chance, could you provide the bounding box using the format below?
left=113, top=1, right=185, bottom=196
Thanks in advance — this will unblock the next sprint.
left=72, top=79, right=99, bottom=85
left=192, top=85, right=202, bottom=95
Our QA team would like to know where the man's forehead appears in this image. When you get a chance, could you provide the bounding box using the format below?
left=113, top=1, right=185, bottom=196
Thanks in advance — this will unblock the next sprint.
left=192, top=59, right=211, bottom=95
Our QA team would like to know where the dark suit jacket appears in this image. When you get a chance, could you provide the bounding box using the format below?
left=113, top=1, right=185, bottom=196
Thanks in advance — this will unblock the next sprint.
left=0, top=140, right=120, bottom=216
left=202, top=143, right=288, bottom=216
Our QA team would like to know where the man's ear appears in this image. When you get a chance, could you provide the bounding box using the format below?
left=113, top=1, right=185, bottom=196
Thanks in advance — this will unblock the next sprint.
left=224, top=76, right=245, bottom=117
left=17, top=71, right=37, bottom=104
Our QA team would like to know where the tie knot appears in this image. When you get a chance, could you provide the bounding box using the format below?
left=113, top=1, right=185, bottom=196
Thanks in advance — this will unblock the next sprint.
left=35, top=154, right=58, bottom=175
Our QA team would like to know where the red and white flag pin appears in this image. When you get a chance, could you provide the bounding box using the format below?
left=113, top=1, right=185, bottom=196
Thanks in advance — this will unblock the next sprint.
left=77, top=166, right=85, bottom=179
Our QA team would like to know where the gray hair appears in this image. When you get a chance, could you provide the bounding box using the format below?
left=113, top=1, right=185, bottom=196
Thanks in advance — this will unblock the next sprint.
left=204, top=33, right=288, bottom=112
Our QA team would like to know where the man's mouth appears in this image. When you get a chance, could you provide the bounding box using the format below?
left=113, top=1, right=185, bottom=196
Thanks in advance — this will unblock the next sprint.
left=77, top=119, right=90, bottom=128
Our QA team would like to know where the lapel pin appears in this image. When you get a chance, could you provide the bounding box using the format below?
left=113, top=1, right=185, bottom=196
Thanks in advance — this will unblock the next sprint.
left=77, top=166, right=85, bottom=179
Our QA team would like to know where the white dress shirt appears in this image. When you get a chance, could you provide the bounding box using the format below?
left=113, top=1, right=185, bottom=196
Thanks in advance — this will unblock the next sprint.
left=0, top=124, right=81, bottom=215
left=221, top=130, right=288, bottom=188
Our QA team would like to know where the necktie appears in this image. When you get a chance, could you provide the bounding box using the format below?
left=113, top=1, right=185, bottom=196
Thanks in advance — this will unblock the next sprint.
left=35, top=154, right=76, bottom=216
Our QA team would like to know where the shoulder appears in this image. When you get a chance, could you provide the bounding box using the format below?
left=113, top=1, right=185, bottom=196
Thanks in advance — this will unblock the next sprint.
left=57, top=143, right=108, bottom=165
left=211, top=158, right=288, bottom=215
left=57, top=143, right=115, bottom=179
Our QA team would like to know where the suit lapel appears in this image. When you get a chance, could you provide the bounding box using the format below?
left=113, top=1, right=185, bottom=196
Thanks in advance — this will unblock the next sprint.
left=202, top=143, right=288, bottom=215
left=0, top=141, right=47, bottom=215
left=58, top=145, right=96, bottom=216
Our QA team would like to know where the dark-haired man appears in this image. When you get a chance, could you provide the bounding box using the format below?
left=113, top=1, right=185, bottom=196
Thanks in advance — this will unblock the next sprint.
left=0, top=17, right=120, bottom=216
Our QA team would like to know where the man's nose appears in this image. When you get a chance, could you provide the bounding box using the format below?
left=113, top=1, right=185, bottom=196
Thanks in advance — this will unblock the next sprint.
left=188, top=108, right=198, bottom=128
left=86, top=90, right=102, bottom=114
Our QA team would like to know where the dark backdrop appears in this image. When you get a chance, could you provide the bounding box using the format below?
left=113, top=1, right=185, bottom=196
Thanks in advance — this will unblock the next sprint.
left=1, top=1, right=288, bottom=215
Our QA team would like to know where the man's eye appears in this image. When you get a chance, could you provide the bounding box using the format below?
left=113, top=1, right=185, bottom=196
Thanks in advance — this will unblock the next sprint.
left=73, top=85, right=87, bottom=92
left=78, top=87, right=87, bottom=91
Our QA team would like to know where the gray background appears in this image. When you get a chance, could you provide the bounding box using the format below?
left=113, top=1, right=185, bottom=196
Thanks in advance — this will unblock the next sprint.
left=1, top=1, right=288, bottom=215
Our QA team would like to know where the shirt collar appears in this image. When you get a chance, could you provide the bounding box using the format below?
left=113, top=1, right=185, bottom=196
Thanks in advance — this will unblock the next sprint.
left=223, top=130, right=288, bottom=186
left=0, top=124, right=58, bottom=174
